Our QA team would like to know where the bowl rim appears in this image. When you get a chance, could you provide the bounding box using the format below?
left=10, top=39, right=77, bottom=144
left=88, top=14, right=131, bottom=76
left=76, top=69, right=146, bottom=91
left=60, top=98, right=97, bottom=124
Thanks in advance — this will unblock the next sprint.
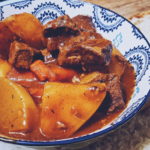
left=0, top=0, right=150, bottom=147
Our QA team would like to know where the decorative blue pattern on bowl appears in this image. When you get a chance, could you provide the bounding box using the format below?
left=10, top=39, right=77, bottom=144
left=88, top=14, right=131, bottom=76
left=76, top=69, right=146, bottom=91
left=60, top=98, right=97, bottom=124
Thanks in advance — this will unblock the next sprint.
left=124, top=46, right=150, bottom=84
left=93, top=6, right=125, bottom=32
left=0, top=6, right=4, bottom=20
left=132, top=25, right=143, bottom=40
left=63, top=0, right=84, bottom=8
left=32, top=2, right=65, bottom=24
left=10, top=0, right=33, bottom=9
left=0, top=0, right=149, bottom=148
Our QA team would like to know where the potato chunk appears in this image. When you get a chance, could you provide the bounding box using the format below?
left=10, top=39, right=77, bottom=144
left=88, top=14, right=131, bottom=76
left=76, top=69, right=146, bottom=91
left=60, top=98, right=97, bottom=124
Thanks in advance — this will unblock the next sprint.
left=0, top=22, right=17, bottom=59
left=0, top=59, right=11, bottom=77
left=0, top=78, right=38, bottom=132
left=4, top=13, right=45, bottom=49
left=40, top=82, right=106, bottom=139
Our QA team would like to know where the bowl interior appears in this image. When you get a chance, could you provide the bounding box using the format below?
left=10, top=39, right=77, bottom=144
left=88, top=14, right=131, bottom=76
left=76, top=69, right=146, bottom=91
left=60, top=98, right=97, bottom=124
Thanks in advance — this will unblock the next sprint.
left=0, top=0, right=150, bottom=146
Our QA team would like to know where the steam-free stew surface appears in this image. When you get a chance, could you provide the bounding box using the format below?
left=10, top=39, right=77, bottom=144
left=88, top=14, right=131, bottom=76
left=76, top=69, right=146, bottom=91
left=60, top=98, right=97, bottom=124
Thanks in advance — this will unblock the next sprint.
left=0, top=61, right=135, bottom=141
left=0, top=13, right=135, bottom=141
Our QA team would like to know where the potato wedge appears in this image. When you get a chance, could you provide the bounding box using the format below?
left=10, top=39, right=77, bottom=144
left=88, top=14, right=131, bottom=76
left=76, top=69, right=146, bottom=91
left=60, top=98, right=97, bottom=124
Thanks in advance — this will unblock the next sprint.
left=0, top=22, right=16, bottom=59
left=0, top=78, right=38, bottom=132
left=40, top=82, right=106, bottom=139
left=0, top=59, right=11, bottom=77
left=4, top=13, right=46, bottom=49
left=80, top=72, right=101, bottom=84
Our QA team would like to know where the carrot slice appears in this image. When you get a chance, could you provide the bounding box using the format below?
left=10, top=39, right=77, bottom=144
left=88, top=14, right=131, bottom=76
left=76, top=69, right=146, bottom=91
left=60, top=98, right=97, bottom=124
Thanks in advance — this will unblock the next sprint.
left=30, top=60, right=77, bottom=82
left=30, top=60, right=56, bottom=81
left=49, top=65, right=77, bottom=81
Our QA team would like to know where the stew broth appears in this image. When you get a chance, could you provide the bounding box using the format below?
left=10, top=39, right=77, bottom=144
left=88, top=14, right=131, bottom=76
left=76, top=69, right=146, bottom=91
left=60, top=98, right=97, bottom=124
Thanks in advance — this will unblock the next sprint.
left=0, top=13, right=135, bottom=141
left=0, top=62, right=135, bottom=141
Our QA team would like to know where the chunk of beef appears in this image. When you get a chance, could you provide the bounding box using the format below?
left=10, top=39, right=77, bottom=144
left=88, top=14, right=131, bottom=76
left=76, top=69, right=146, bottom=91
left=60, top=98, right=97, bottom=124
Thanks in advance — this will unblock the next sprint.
left=41, top=49, right=57, bottom=64
left=44, top=15, right=79, bottom=38
left=108, top=48, right=128, bottom=78
left=80, top=72, right=125, bottom=113
left=58, top=32, right=112, bottom=72
left=46, top=36, right=69, bottom=53
left=9, top=41, right=43, bottom=70
left=44, top=15, right=96, bottom=52
left=72, top=15, right=96, bottom=32
left=106, top=74, right=125, bottom=113
left=44, top=15, right=79, bottom=52
left=61, top=31, right=103, bottom=47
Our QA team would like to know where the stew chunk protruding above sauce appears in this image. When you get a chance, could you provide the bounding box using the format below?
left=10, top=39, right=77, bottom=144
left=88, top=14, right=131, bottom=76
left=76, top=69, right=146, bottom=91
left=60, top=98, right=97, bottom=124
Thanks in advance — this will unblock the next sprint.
left=0, top=13, right=135, bottom=140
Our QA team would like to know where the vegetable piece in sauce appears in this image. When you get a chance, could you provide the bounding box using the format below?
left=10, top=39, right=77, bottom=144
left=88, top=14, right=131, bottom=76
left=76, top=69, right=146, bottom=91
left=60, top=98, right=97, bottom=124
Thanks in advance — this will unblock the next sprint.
left=0, top=22, right=19, bottom=59
left=30, top=60, right=77, bottom=82
left=6, top=67, right=38, bottom=82
left=4, top=13, right=46, bottom=49
left=30, top=60, right=56, bottom=81
left=49, top=65, right=78, bottom=82
left=0, top=78, right=38, bottom=132
left=40, top=82, right=106, bottom=139
left=0, top=59, right=11, bottom=77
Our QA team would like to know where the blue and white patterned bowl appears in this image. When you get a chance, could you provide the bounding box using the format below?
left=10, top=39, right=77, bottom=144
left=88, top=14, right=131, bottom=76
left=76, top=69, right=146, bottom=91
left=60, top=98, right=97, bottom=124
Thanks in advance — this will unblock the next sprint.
left=0, top=0, right=150, bottom=149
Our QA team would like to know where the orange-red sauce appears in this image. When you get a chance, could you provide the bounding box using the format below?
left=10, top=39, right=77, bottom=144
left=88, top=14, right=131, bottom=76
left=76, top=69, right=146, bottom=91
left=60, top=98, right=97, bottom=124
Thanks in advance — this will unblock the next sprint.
left=0, top=62, right=135, bottom=141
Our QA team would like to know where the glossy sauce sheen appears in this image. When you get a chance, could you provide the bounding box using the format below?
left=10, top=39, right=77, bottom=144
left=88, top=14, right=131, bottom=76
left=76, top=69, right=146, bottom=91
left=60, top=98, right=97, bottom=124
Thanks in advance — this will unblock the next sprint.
left=0, top=62, right=135, bottom=141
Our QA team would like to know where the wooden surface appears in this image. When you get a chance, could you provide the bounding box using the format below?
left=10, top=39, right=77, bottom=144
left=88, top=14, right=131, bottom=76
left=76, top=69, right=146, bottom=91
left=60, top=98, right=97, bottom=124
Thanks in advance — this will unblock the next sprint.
left=84, top=0, right=150, bottom=19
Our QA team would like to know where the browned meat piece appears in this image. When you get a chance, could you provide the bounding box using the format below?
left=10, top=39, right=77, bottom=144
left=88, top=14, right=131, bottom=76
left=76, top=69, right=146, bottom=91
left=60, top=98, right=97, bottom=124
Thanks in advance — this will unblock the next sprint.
left=44, top=15, right=79, bottom=38
left=72, top=15, right=96, bottom=32
left=0, top=22, right=22, bottom=59
left=47, top=37, right=58, bottom=52
left=44, top=15, right=96, bottom=52
left=46, top=36, right=69, bottom=53
left=58, top=32, right=112, bottom=72
left=108, top=48, right=128, bottom=78
left=61, top=31, right=103, bottom=47
left=44, top=15, right=78, bottom=52
left=41, top=49, right=57, bottom=64
left=106, top=74, right=125, bottom=113
left=44, top=15, right=80, bottom=52
left=9, top=41, right=43, bottom=70
left=80, top=72, right=125, bottom=113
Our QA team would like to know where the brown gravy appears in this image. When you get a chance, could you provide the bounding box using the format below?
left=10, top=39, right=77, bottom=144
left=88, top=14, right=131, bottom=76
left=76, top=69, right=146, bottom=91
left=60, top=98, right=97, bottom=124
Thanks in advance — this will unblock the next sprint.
left=0, top=61, right=135, bottom=141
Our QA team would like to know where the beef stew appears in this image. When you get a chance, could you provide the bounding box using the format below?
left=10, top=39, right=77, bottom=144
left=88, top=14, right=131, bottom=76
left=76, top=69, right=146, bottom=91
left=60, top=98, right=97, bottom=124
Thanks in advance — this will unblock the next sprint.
left=0, top=13, right=135, bottom=140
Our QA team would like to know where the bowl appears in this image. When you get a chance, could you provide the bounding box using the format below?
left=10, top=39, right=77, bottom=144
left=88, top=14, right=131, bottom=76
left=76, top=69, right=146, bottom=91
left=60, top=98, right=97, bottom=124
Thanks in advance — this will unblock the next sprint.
left=0, top=0, right=150, bottom=149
